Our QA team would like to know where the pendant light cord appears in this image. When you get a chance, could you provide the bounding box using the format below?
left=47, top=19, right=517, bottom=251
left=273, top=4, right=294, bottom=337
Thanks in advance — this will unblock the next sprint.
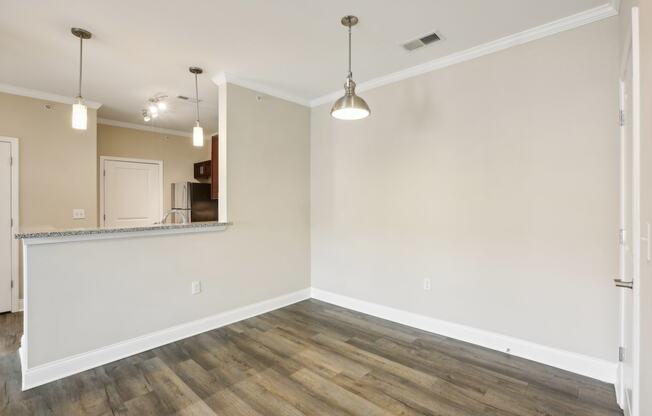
left=194, top=73, right=200, bottom=123
left=347, top=25, right=352, bottom=78
left=78, top=36, right=83, bottom=98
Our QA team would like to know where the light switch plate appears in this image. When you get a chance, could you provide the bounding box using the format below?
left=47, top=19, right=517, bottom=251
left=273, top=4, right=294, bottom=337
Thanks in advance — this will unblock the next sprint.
left=191, top=281, right=202, bottom=295
left=72, top=209, right=86, bottom=219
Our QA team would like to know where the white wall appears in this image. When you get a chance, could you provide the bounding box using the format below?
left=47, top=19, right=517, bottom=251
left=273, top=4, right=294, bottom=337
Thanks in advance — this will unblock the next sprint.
left=311, top=18, right=620, bottom=362
left=25, top=83, right=311, bottom=367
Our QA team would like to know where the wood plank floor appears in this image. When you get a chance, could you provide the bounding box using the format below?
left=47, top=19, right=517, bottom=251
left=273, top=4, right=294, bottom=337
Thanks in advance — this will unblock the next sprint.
left=0, top=300, right=622, bottom=415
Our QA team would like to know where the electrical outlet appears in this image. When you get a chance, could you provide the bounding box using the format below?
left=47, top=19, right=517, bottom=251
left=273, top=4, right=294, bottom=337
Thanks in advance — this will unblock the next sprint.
left=423, top=278, right=431, bottom=291
left=191, top=281, right=201, bottom=295
left=72, top=209, right=86, bottom=219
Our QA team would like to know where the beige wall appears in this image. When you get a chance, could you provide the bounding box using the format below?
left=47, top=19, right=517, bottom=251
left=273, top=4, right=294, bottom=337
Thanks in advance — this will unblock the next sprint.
left=0, top=92, right=98, bottom=230
left=311, top=19, right=620, bottom=362
left=97, top=124, right=211, bottom=215
left=25, top=83, right=311, bottom=366
left=0, top=92, right=98, bottom=299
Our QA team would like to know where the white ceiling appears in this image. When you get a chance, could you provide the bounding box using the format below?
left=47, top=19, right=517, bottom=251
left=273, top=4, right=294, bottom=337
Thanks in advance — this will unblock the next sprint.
left=0, top=0, right=611, bottom=132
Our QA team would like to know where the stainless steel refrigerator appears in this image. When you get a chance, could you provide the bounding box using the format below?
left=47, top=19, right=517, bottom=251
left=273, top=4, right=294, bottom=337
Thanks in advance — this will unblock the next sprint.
left=172, top=182, right=218, bottom=223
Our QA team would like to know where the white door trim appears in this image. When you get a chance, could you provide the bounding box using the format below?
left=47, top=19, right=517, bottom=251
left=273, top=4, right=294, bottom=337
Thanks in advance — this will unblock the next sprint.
left=99, top=156, right=164, bottom=228
left=617, top=78, right=630, bottom=412
left=0, top=136, right=19, bottom=312
left=630, top=8, right=641, bottom=416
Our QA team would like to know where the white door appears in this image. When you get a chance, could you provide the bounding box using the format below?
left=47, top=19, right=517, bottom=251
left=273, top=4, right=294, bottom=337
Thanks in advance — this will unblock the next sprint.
left=0, top=141, right=12, bottom=312
left=617, top=7, right=640, bottom=415
left=102, top=158, right=162, bottom=228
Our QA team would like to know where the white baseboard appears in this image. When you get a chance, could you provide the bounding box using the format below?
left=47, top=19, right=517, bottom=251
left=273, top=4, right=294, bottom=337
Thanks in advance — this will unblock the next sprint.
left=21, top=287, right=618, bottom=390
left=311, top=288, right=618, bottom=384
left=21, top=288, right=311, bottom=390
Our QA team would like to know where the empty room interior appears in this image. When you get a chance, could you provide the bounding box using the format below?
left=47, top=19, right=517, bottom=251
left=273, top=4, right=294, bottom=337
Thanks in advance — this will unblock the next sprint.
left=1, top=0, right=652, bottom=415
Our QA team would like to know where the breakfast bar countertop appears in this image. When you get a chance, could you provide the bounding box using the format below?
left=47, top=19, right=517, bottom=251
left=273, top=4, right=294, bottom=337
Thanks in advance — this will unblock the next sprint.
left=16, top=221, right=232, bottom=243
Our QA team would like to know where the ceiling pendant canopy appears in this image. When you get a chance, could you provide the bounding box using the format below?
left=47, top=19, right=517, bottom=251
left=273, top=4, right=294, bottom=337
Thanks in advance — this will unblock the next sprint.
left=189, top=66, right=204, bottom=147
left=71, top=28, right=92, bottom=130
left=331, top=15, right=370, bottom=121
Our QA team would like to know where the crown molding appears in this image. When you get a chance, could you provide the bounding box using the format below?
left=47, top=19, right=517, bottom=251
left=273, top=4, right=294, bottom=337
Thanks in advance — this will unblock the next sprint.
left=0, top=83, right=102, bottom=109
left=1, top=3, right=619, bottom=114
left=97, top=118, right=192, bottom=138
left=213, top=72, right=227, bottom=87
left=212, top=72, right=311, bottom=107
left=309, top=3, right=619, bottom=107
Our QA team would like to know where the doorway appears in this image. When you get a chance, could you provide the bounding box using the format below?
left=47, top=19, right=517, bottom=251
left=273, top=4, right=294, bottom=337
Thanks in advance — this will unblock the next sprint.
left=617, top=7, right=641, bottom=416
left=0, top=137, right=18, bottom=313
left=100, top=156, right=163, bottom=228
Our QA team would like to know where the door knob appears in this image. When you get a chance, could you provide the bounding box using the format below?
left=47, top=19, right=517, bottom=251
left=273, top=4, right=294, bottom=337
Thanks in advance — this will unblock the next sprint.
left=614, top=279, right=634, bottom=289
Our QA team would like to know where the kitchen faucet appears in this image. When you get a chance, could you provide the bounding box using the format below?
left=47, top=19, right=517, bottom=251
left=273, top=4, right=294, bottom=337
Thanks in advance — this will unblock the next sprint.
left=159, top=209, right=188, bottom=225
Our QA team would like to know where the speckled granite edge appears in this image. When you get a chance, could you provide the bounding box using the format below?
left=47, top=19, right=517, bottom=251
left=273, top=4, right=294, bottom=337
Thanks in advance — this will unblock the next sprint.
left=16, top=221, right=232, bottom=240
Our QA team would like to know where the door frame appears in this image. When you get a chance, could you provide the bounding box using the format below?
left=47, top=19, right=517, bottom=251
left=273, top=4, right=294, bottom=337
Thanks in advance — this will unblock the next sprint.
left=0, top=136, right=20, bottom=312
left=99, top=156, right=164, bottom=228
left=617, top=7, right=641, bottom=415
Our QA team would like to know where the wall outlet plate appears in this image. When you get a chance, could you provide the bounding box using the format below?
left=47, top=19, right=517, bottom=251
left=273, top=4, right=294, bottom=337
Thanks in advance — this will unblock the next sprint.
left=423, top=278, right=431, bottom=291
left=191, top=281, right=202, bottom=295
left=72, top=209, right=86, bottom=219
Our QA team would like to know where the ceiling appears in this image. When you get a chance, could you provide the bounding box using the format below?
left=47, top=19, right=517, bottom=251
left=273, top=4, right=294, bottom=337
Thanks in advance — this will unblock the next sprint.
left=0, top=0, right=612, bottom=132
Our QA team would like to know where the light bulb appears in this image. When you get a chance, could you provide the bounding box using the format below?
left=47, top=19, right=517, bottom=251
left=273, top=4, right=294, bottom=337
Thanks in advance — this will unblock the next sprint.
left=143, top=114, right=151, bottom=122
left=331, top=107, right=370, bottom=120
left=157, top=101, right=167, bottom=111
left=72, top=97, right=88, bottom=130
left=193, top=123, right=204, bottom=147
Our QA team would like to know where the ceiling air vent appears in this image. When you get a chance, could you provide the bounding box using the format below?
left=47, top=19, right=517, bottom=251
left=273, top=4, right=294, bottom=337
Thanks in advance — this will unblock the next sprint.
left=177, top=95, right=201, bottom=103
left=402, top=31, right=443, bottom=52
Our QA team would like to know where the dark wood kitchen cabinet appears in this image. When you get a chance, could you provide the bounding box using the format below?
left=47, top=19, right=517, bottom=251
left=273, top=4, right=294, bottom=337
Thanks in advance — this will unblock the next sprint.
left=194, top=160, right=211, bottom=180
left=211, top=135, right=219, bottom=200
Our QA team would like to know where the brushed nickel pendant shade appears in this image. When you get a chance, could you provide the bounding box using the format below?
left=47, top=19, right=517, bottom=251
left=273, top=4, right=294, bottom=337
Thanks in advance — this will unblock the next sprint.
left=331, top=15, right=370, bottom=121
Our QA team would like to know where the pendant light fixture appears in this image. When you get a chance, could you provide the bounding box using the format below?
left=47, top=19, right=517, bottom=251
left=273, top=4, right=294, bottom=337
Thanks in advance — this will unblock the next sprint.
left=189, top=67, right=204, bottom=147
left=331, top=15, right=370, bottom=121
left=71, top=28, right=92, bottom=130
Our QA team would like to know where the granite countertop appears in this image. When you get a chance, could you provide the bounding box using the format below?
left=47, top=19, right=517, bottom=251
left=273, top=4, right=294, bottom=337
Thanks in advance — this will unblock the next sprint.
left=16, top=221, right=231, bottom=240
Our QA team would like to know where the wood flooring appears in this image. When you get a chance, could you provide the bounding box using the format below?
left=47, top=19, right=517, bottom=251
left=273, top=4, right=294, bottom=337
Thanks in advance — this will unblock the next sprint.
left=0, top=300, right=622, bottom=415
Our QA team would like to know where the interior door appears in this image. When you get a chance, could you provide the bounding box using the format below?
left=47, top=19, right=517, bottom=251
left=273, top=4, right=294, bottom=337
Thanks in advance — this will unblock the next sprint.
left=103, top=158, right=162, bottom=228
left=0, top=141, right=12, bottom=312
left=617, top=7, right=640, bottom=415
